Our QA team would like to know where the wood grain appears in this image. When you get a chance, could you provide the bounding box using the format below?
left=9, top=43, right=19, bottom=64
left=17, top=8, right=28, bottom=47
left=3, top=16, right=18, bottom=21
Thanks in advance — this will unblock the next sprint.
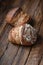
left=0, top=0, right=43, bottom=65
left=12, top=46, right=31, bottom=65
left=0, top=25, right=12, bottom=58
left=0, top=43, right=19, bottom=65
left=40, top=56, right=43, bottom=65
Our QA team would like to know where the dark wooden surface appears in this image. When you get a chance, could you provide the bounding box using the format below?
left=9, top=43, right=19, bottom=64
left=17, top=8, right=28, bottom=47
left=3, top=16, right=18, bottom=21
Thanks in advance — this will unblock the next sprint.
left=0, top=0, right=43, bottom=65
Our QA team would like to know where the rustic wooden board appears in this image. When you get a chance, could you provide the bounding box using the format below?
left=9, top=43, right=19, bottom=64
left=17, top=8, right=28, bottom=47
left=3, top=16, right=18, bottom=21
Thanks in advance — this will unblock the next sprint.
left=40, top=56, right=43, bottom=65
left=0, top=24, right=12, bottom=58
left=0, top=43, right=19, bottom=65
left=25, top=39, right=43, bottom=65
left=0, top=0, right=43, bottom=65
left=39, top=23, right=43, bottom=37
left=12, top=46, right=31, bottom=65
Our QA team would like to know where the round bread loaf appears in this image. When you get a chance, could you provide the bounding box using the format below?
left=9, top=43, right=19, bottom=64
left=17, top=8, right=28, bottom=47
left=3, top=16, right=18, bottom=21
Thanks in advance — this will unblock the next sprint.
left=5, top=7, right=30, bottom=27
left=8, top=24, right=37, bottom=45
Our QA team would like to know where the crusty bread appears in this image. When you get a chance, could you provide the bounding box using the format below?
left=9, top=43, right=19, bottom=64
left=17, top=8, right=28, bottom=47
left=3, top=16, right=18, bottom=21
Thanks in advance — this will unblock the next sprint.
left=5, top=7, right=30, bottom=27
left=8, top=24, right=37, bottom=45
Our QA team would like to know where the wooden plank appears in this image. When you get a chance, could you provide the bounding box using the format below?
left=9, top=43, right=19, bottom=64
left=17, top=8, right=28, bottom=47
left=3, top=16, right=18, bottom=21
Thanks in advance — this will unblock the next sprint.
left=22, top=0, right=40, bottom=16
left=21, top=0, right=34, bottom=12
left=0, top=8, right=10, bottom=38
left=33, top=2, right=42, bottom=30
left=0, top=10, right=7, bottom=26
left=0, top=43, right=19, bottom=65
left=0, top=22, right=7, bottom=38
left=0, top=24, right=12, bottom=58
left=0, top=7, right=10, bottom=58
left=40, top=57, right=43, bottom=65
left=25, top=39, right=43, bottom=65
left=27, top=0, right=41, bottom=16
left=39, top=22, right=43, bottom=37
left=12, top=46, right=31, bottom=65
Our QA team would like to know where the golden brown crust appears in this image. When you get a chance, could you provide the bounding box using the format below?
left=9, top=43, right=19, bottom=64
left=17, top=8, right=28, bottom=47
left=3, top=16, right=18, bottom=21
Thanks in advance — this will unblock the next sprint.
left=8, top=26, right=22, bottom=44
left=8, top=28, right=16, bottom=43
left=5, top=7, right=30, bottom=27
left=13, top=12, right=30, bottom=27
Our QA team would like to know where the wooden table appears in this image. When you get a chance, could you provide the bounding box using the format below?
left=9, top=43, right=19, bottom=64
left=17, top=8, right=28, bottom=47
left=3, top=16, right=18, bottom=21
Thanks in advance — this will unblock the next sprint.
left=0, top=0, right=43, bottom=65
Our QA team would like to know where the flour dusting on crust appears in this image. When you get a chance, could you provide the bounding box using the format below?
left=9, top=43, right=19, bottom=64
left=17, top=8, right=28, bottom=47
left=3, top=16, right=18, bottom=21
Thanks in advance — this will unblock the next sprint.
left=22, top=24, right=37, bottom=44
